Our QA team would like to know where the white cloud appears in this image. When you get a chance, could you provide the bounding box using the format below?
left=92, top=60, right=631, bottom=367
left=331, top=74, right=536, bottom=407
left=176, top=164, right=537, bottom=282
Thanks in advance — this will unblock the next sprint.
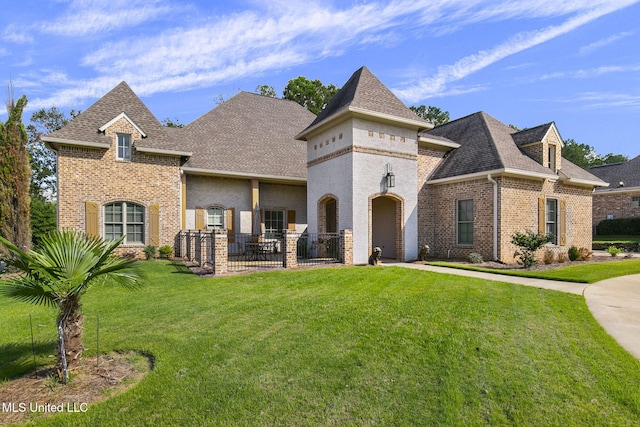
left=393, top=1, right=638, bottom=103
left=579, top=31, right=635, bottom=55
left=19, top=0, right=640, bottom=110
left=540, top=64, right=640, bottom=79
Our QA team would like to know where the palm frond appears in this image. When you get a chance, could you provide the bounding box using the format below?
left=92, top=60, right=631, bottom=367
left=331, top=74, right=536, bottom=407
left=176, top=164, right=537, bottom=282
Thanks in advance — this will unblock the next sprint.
left=0, top=277, right=59, bottom=307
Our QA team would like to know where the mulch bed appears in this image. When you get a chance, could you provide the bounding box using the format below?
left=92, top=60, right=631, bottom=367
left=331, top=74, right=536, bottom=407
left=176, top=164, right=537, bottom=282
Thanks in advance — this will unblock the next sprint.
left=0, top=351, right=150, bottom=425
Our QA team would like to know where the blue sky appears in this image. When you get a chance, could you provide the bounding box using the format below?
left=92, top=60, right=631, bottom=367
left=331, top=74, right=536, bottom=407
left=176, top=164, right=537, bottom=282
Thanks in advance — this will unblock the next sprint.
left=2, top=0, right=639, bottom=158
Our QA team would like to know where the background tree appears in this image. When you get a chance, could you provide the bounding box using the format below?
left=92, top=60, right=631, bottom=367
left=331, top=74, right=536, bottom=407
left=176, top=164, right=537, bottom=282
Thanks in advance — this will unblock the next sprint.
left=562, top=138, right=628, bottom=168
left=0, top=88, right=31, bottom=253
left=282, top=76, right=340, bottom=115
left=27, top=107, right=79, bottom=247
left=161, top=117, right=184, bottom=128
left=256, top=85, right=277, bottom=98
left=409, top=105, right=450, bottom=126
left=0, top=231, right=144, bottom=382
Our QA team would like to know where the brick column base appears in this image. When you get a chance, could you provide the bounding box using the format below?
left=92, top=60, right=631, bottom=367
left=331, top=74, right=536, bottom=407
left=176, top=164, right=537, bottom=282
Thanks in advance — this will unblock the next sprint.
left=340, top=229, right=353, bottom=265
left=283, top=230, right=299, bottom=268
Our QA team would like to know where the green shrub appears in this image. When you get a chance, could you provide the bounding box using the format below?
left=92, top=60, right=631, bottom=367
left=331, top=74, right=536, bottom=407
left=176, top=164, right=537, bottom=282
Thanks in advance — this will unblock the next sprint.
left=511, top=230, right=552, bottom=268
left=158, top=245, right=173, bottom=259
left=568, top=246, right=580, bottom=261
left=607, top=245, right=624, bottom=257
left=468, top=253, right=483, bottom=264
left=596, top=217, right=640, bottom=235
left=143, top=245, right=157, bottom=260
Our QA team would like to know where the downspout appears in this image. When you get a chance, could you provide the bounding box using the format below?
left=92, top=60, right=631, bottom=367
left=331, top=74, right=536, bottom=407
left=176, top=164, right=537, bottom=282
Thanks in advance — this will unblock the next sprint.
left=487, top=174, right=498, bottom=261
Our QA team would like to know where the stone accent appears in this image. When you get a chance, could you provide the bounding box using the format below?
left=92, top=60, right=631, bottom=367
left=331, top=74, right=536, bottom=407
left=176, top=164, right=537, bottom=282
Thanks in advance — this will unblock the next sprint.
left=56, top=116, right=182, bottom=257
left=340, top=229, right=353, bottom=265
left=592, top=190, right=640, bottom=224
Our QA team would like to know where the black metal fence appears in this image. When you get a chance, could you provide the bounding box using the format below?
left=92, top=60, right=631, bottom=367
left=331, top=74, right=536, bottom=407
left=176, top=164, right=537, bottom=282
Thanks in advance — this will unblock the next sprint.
left=227, top=232, right=340, bottom=271
left=228, top=233, right=283, bottom=271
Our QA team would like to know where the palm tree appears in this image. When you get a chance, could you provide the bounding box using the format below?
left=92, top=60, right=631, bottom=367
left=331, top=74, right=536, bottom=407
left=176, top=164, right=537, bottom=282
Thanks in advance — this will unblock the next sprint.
left=0, top=230, right=144, bottom=382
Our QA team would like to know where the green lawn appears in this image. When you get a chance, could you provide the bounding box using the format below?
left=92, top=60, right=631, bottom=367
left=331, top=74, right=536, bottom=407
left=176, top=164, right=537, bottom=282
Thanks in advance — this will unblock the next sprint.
left=593, top=236, right=640, bottom=243
left=2, top=262, right=640, bottom=426
left=426, top=259, right=640, bottom=283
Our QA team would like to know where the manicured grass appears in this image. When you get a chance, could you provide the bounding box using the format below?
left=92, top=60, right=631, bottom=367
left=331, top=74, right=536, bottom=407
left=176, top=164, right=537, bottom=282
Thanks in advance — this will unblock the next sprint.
left=2, top=262, right=640, bottom=426
left=426, top=259, right=640, bottom=283
left=593, top=236, right=640, bottom=243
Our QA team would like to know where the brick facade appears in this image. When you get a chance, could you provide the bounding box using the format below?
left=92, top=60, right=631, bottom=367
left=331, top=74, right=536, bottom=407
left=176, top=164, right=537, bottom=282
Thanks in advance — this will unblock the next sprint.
left=57, top=117, right=182, bottom=256
left=592, top=190, right=640, bottom=224
left=417, top=170, right=594, bottom=263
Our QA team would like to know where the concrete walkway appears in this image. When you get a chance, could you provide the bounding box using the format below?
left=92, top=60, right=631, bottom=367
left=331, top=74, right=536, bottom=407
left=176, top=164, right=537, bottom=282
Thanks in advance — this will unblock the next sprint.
left=384, top=262, right=640, bottom=360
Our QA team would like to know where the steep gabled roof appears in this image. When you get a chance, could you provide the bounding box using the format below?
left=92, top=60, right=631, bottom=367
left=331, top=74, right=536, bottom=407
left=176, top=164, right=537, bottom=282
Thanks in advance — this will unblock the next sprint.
left=512, top=122, right=556, bottom=146
left=180, top=92, right=316, bottom=180
left=422, top=112, right=605, bottom=186
left=588, top=155, right=640, bottom=192
left=424, top=112, right=554, bottom=180
left=297, top=66, right=429, bottom=139
left=44, top=81, right=176, bottom=152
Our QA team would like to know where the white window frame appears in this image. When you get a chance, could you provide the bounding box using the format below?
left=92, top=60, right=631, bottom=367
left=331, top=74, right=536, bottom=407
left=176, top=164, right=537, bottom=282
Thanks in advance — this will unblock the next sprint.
left=456, top=199, right=474, bottom=245
left=104, top=202, right=144, bottom=244
left=206, top=207, right=225, bottom=230
left=546, top=198, right=558, bottom=245
left=632, top=196, right=640, bottom=209
left=117, top=134, right=131, bottom=161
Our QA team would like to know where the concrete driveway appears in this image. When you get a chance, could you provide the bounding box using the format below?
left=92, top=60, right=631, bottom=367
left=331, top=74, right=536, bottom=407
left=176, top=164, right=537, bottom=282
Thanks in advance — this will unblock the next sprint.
left=584, top=274, right=640, bottom=360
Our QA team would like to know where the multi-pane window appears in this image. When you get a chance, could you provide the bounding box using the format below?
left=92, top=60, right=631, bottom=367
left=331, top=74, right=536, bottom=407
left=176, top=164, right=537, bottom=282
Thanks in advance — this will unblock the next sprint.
left=104, top=202, right=144, bottom=244
left=457, top=199, right=474, bottom=245
left=207, top=207, right=224, bottom=230
left=117, top=134, right=131, bottom=160
left=546, top=199, right=558, bottom=244
left=632, top=196, right=640, bottom=208
left=264, top=210, right=284, bottom=238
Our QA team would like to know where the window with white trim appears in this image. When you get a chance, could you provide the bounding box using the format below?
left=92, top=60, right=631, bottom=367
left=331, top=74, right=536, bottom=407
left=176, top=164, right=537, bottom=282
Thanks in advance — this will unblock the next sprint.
left=206, top=207, right=224, bottom=230
left=457, top=199, right=474, bottom=245
left=264, top=210, right=284, bottom=239
left=104, top=202, right=144, bottom=244
left=546, top=199, right=558, bottom=244
left=632, top=196, right=640, bottom=208
left=117, top=134, right=131, bottom=160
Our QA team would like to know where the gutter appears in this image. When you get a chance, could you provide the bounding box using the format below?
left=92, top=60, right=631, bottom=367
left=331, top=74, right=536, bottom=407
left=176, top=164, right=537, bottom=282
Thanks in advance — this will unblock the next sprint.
left=487, top=174, right=498, bottom=261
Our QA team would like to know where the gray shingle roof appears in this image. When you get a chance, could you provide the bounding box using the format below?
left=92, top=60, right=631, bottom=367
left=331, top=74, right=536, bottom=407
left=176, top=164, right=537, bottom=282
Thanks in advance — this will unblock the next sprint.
left=424, top=112, right=553, bottom=180
left=512, top=123, right=555, bottom=146
left=422, top=111, right=605, bottom=186
left=180, top=92, right=316, bottom=179
left=45, top=81, right=176, bottom=150
left=301, top=66, right=427, bottom=134
left=588, top=155, right=640, bottom=191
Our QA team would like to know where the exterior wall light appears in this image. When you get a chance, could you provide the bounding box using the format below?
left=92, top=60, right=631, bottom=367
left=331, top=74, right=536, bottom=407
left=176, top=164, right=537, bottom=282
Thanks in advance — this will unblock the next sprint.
left=386, top=163, right=395, bottom=189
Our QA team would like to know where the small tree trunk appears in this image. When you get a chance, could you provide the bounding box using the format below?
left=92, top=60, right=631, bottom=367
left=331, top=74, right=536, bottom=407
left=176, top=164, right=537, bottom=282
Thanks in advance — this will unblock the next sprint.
left=56, top=305, right=84, bottom=381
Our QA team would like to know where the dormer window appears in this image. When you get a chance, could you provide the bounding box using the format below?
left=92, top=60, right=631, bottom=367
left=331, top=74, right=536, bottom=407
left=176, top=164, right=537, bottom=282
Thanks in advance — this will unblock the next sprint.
left=117, top=134, right=131, bottom=160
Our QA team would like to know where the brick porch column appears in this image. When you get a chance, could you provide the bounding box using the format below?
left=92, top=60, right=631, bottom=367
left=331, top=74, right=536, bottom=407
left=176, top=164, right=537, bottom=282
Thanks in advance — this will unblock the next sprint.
left=340, top=229, right=353, bottom=265
left=283, top=230, right=299, bottom=269
left=212, top=229, right=228, bottom=275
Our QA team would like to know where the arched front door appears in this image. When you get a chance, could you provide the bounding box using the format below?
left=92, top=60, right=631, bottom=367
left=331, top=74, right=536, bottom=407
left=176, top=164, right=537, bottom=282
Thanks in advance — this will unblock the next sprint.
left=370, top=194, right=402, bottom=260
